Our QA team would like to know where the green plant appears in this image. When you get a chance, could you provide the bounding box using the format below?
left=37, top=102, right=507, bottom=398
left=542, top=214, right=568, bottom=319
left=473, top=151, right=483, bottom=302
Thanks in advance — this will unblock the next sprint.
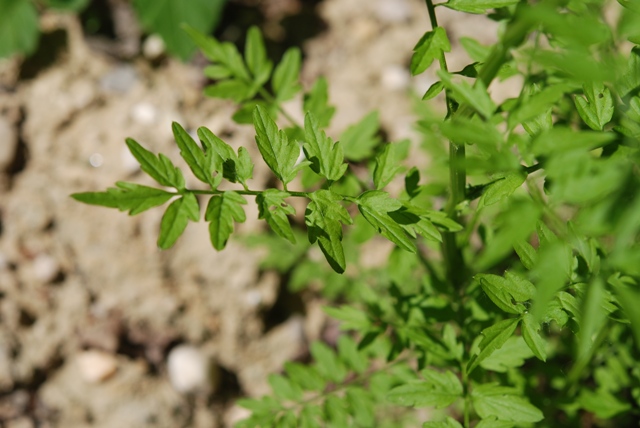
left=0, top=0, right=226, bottom=60
left=72, top=0, right=640, bottom=426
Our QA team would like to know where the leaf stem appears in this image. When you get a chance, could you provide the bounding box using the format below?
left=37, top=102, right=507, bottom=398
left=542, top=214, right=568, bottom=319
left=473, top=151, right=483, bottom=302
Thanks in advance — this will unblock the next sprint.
left=185, top=188, right=310, bottom=198
left=258, top=87, right=304, bottom=131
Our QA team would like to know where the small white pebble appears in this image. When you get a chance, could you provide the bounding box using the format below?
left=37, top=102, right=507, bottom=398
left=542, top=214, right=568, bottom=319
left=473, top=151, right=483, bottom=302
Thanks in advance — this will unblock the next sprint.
left=167, top=345, right=209, bottom=393
left=131, top=102, right=157, bottom=125
left=381, top=65, right=410, bottom=90
left=89, top=153, right=104, bottom=167
left=31, top=254, right=59, bottom=282
left=143, top=34, right=165, bottom=60
left=76, top=350, right=118, bottom=383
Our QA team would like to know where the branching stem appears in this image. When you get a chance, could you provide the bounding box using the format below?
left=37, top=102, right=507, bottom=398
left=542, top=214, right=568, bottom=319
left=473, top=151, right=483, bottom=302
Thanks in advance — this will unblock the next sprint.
left=258, top=87, right=304, bottom=131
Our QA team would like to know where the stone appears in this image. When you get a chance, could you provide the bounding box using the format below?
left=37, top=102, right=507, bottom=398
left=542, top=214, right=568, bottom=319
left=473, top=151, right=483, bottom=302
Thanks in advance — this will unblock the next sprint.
left=76, top=350, right=118, bottom=383
left=167, top=345, right=212, bottom=394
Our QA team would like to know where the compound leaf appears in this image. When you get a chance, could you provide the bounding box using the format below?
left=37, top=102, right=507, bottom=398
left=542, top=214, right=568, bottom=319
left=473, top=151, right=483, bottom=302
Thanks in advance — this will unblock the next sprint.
left=256, top=189, right=296, bottom=244
left=205, top=191, right=247, bottom=250
left=158, top=193, right=199, bottom=249
left=71, top=182, right=174, bottom=215
left=304, top=112, right=348, bottom=181
left=253, top=105, right=303, bottom=185
left=125, top=138, right=185, bottom=189
left=357, top=191, right=417, bottom=253
left=387, top=369, right=463, bottom=408
left=411, top=27, right=451, bottom=75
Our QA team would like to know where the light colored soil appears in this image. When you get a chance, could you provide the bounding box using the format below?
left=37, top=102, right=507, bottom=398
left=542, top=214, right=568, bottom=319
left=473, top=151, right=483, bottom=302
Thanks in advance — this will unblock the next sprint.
left=0, top=1, right=502, bottom=426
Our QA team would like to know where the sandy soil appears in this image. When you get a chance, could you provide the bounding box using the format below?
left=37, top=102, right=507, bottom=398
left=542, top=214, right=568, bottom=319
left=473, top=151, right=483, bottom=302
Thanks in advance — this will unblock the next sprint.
left=0, top=1, right=500, bottom=426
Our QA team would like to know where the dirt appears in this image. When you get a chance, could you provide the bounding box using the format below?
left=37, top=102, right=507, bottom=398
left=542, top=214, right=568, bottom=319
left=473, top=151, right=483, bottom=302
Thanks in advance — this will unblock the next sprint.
left=0, top=1, right=501, bottom=427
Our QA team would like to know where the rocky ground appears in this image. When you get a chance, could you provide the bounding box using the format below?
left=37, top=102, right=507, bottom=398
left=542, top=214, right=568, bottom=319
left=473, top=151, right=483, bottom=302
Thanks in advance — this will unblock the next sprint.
left=0, top=1, right=499, bottom=426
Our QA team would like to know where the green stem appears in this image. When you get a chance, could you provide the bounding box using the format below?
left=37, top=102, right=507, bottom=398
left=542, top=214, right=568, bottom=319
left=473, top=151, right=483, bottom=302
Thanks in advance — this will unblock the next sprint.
left=258, top=88, right=304, bottom=131
left=184, top=188, right=309, bottom=198
left=424, top=0, right=466, bottom=291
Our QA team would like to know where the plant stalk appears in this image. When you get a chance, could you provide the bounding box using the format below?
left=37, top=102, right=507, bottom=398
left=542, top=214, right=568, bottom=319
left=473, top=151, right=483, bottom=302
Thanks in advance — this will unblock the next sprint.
left=424, top=0, right=466, bottom=291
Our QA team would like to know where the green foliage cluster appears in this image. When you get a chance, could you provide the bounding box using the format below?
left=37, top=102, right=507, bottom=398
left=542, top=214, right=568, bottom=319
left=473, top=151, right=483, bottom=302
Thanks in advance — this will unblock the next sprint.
left=0, top=0, right=226, bottom=60
left=73, top=0, right=640, bottom=426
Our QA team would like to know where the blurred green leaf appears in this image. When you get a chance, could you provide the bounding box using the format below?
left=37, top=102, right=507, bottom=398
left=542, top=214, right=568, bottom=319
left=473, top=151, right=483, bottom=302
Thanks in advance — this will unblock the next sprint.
left=304, top=77, right=336, bottom=128
left=134, top=0, right=226, bottom=60
left=521, top=313, right=547, bottom=361
left=471, top=383, right=544, bottom=423
left=0, top=0, right=38, bottom=58
left=341, top=112, right=382, bottom=162
left=443, top=0, right=520, bottom=14
left=273, top=47, right=302, bottom=102
left=479, top=336, right=534, bottom=372
left=468, top=318, right=519, bottom=374
left=574, top=82, right=614, bottom=131
left=388, top=369, right=463, bottom=408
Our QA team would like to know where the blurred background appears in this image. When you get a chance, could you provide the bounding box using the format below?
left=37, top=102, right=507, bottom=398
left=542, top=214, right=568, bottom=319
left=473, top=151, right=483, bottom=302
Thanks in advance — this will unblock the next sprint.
left=0, top=0, right=494, bottom=426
